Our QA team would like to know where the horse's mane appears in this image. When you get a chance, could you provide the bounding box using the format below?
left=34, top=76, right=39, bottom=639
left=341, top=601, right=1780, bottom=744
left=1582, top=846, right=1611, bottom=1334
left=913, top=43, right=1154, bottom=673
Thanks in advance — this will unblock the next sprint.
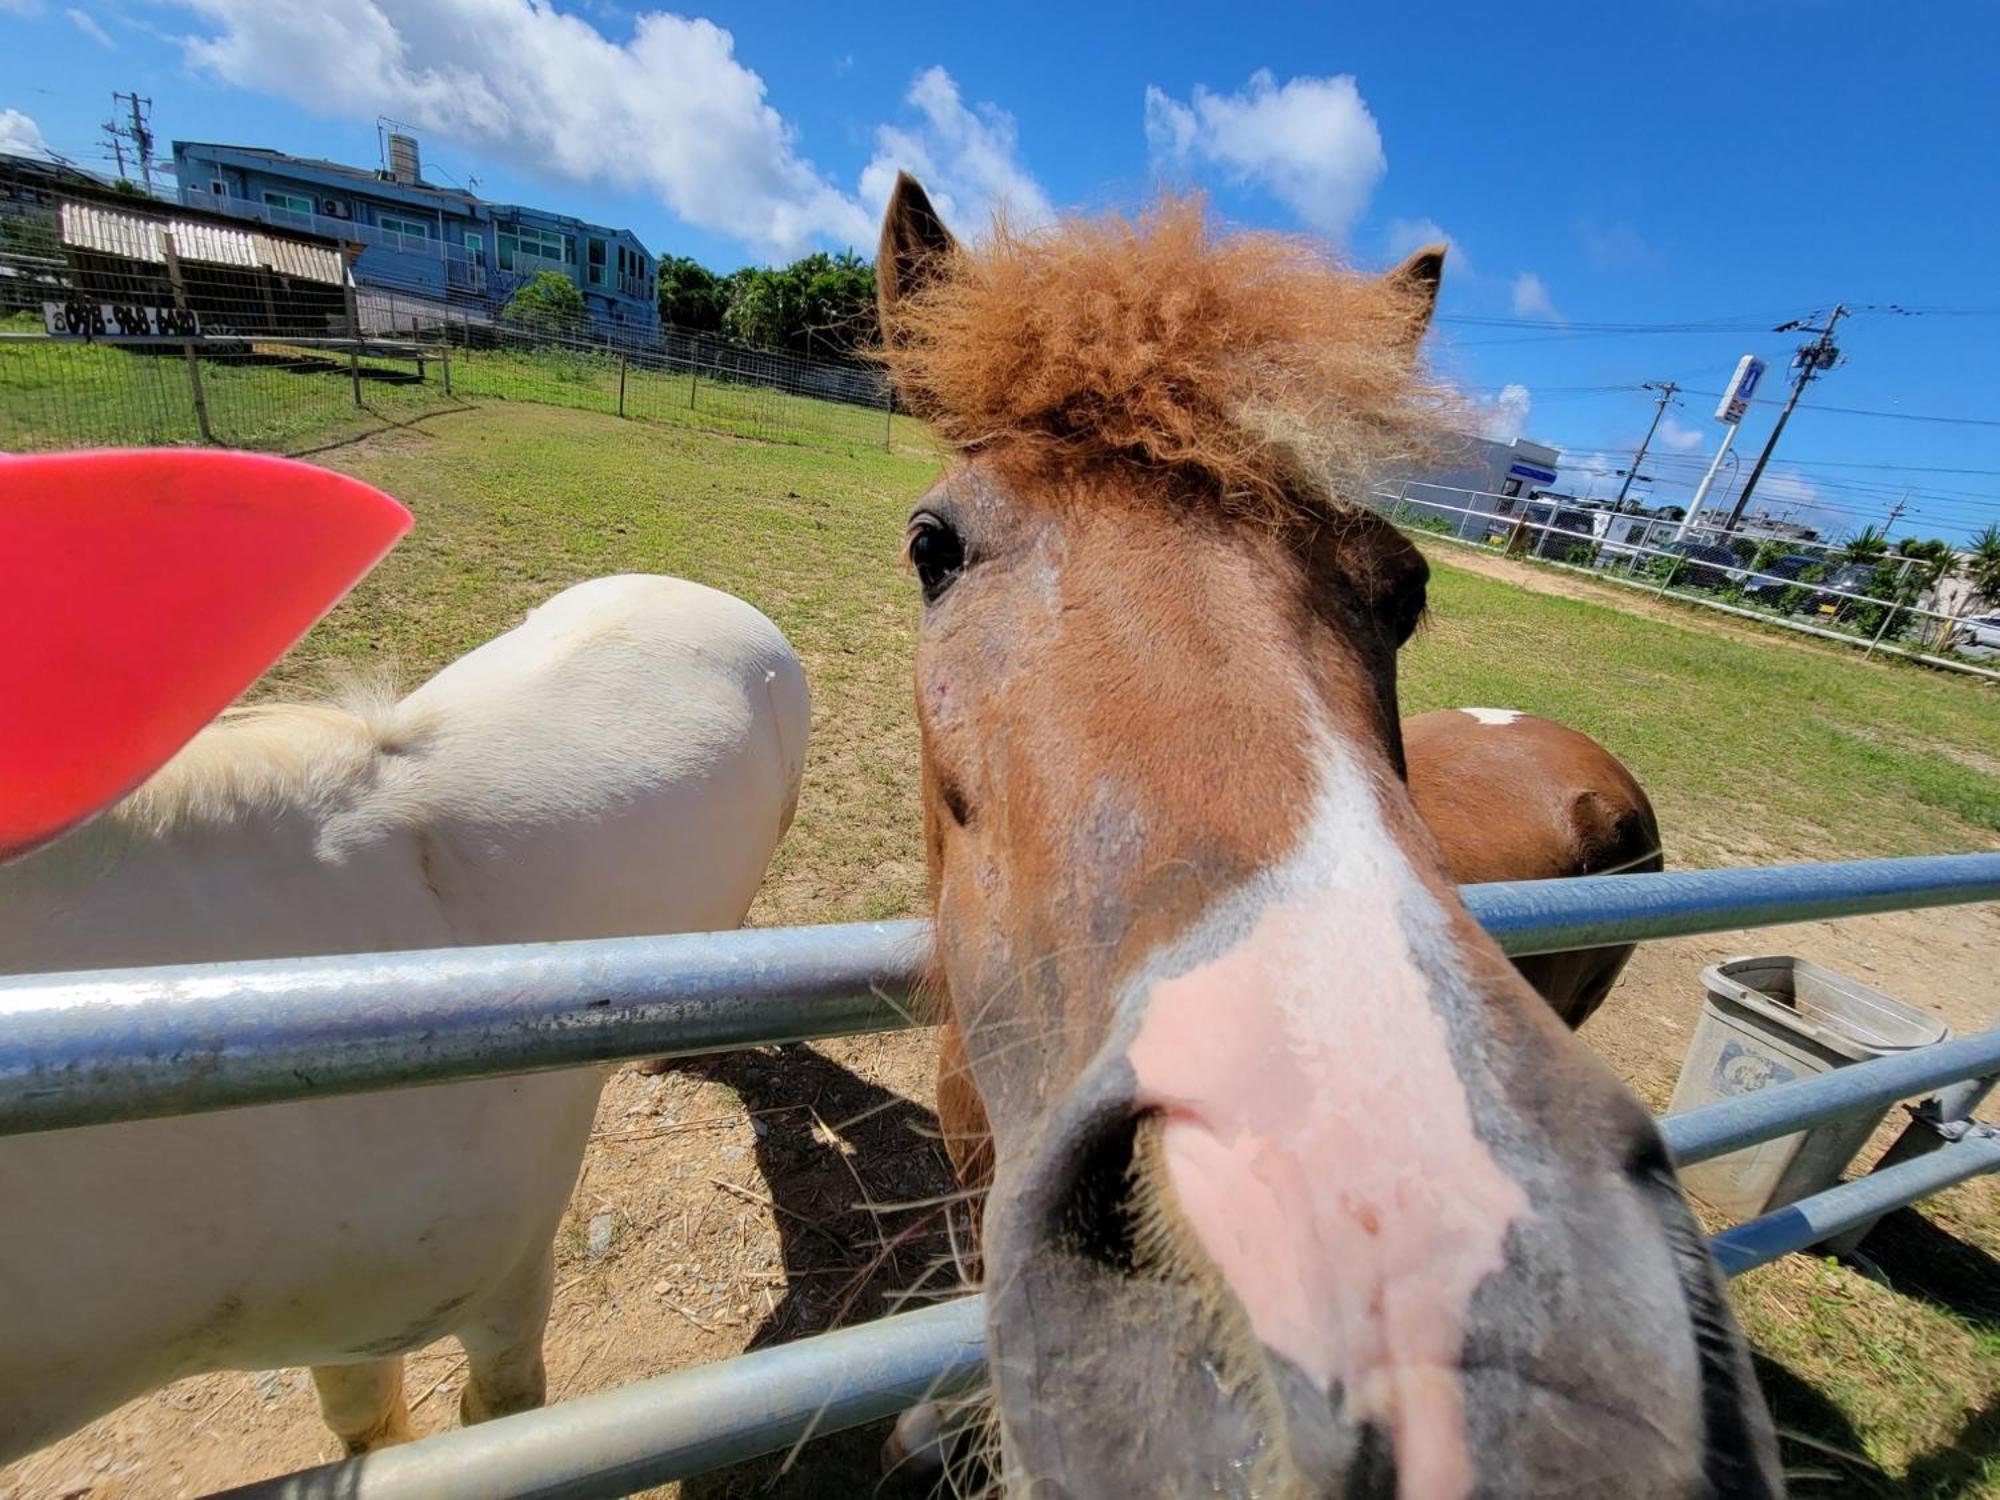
left=118, top=673, right=421, bottom=837
left=878, top=194, right=1451, bottom=524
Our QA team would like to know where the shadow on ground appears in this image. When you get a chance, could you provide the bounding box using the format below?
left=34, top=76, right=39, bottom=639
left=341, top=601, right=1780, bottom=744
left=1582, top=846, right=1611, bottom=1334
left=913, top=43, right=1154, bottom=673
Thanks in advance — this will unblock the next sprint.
left=1758, top=1205, right=2000, bottom=1498
left=1851, top=1205, right=2000, bottom=1335
left=667, top=1044, right=969, bottom=1499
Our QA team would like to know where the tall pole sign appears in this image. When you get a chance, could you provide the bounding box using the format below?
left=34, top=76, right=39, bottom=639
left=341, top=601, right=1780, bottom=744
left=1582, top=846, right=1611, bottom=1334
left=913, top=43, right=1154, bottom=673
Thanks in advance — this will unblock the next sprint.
left=1677, top=355, right=1766, bottom=539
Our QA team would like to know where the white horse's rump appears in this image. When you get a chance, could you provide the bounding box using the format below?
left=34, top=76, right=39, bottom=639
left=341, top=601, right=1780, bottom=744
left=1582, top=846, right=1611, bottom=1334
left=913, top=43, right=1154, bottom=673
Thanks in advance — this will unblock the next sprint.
left=0, top=574, right=810, bottom=1463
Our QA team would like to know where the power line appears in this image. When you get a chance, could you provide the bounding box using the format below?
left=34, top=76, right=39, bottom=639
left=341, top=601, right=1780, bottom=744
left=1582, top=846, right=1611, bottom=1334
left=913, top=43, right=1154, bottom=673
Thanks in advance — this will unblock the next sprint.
left=1680, top=391, right=2000, bottom=428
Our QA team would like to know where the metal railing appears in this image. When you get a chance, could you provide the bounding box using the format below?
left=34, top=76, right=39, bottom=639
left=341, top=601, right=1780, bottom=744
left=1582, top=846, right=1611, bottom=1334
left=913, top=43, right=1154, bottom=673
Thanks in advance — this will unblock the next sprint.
left=213, top=1043, right=2000, bottom=1500
left=1373, top=481, right=2000, bottom=681
left=6, top=852, right=1998, bottom=1498
left=6, top=854, right=1997, bottom=1135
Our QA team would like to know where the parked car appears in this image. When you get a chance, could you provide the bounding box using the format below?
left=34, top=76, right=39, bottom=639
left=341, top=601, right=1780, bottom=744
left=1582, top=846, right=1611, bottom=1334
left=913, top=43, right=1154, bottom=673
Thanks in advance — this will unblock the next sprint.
left=1952, top=613, right=2000, bottom=653
left=1799, top=562, right=1882, bottom=619
left=1654, top=541, right=1742, bottom=591
left=1742, top=553, right=1823, bottom=604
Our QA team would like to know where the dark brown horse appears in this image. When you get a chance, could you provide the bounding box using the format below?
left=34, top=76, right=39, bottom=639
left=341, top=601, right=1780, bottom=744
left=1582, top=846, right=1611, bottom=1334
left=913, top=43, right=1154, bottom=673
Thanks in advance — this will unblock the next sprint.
left=878, top=175, right=1779, bottom=1499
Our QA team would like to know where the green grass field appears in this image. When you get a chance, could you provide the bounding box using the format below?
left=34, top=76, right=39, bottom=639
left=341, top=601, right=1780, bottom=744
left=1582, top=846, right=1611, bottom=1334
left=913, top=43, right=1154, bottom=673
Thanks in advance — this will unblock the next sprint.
left=0, top=314, right=917, bottom=457
left=6, top=357, right=1996, bottom=1493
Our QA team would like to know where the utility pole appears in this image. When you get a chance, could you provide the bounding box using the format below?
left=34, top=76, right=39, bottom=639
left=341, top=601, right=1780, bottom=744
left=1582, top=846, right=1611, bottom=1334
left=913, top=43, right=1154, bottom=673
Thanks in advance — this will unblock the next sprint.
left=106, top=92, right=155, bottom=194
left=100, top=117, right=127, bottom=182
left=1613, top=382, right=1679, bottom=509
left=1880, top=490, right=1909, bottom=537
left=1724, top=305, right=1846, bottom=533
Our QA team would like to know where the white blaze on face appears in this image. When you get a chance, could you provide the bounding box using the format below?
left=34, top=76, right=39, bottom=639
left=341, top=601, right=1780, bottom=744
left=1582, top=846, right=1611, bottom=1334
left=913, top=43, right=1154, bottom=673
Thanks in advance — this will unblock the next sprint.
left=1125, top=736, right=1531, bottom=1500
left=1458, top=706, right=1522, bottom=726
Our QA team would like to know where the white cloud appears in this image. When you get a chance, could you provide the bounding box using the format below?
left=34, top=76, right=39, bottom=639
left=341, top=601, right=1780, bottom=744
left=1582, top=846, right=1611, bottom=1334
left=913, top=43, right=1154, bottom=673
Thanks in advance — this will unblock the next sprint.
left=66, top=5, right=112, bottom=44
left=0, top=0, right=45, bottom=15
left=174, top=0, right=872, bottom=256
left=859, top=66, right=1052, bottom=235
left=1659, top=415, right=1705, bottom=452
left=1579, top=219, right=1660, bottom=272
left=0, top=107, right=51, bottom=157
left=1477, top=383, right=1533, bottom=443
left=1510, top=270, right=1561, bottom=322
left=1143, top=69, right=1385, bottom=238
left=1382, top=215, right=1468, bottom=276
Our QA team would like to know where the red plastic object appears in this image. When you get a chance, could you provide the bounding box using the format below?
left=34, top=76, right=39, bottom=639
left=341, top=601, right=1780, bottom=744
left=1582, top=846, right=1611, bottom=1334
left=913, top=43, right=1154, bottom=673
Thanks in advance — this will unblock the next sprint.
left=1, top=450, right=412, bottom=863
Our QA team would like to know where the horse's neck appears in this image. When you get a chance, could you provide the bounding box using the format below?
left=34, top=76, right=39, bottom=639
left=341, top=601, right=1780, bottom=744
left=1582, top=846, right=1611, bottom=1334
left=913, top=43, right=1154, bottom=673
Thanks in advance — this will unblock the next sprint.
left=0, top=704, right=449, bottom=975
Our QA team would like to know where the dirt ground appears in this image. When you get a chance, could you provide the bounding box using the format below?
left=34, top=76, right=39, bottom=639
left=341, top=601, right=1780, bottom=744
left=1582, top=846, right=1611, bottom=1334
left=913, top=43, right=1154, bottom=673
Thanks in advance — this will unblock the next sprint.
left=5, top=897, right=1993, bottom=1499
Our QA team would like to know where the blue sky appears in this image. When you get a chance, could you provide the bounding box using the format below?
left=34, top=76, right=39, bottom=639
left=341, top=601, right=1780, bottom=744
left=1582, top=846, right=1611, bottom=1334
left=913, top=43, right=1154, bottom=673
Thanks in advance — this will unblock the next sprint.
left=5, top=1, right=1998, bottom=541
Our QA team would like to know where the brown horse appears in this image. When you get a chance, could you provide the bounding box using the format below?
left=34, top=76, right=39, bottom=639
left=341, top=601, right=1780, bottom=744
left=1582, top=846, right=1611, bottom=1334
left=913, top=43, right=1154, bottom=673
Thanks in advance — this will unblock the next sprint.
left=928, top=705, right=1664, bottom=1276
left=877, top=175, right=1779, bottom=1498
left=1402, top=707, right=1663, bottom=1029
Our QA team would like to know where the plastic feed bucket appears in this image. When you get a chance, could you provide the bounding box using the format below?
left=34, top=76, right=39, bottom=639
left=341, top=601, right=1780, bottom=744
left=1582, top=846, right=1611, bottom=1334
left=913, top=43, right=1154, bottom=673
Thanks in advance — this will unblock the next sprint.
left=1667, top=955, right=1949, bottom=1221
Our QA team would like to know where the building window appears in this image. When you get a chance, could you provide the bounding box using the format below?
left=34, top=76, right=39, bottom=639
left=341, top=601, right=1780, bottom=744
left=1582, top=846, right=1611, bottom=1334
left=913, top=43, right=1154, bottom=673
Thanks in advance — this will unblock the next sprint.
left=498, top=225, right=572, bottom=270
left=262, top=190, right=313, bottom=216
left=464, top=232, right=483, bottom=260
left=209, top=179, right=231, bottom=198
left=378, top=214, right=430, bottom=240
left=587, top=236, right=608, bottom=287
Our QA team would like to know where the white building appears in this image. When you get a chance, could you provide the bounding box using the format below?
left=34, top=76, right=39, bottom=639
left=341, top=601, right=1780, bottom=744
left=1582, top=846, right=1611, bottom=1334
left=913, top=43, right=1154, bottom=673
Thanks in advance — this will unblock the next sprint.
left=1383, top=434, right=1563, bottom=540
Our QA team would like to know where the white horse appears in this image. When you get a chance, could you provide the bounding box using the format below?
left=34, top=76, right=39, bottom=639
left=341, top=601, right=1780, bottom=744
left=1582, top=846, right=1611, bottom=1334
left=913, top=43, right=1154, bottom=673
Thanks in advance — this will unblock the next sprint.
left=0, top=574, right=810, bottom=1463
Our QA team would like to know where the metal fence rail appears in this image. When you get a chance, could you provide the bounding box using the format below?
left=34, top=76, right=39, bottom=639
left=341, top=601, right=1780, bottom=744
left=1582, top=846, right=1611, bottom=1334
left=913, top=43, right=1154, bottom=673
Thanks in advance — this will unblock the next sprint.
left=214, top=1032, right=2000, bottom=1500
left=5, top=853, right=1998, bottom=1137
left=7, top=852, right=1998, bottom=1499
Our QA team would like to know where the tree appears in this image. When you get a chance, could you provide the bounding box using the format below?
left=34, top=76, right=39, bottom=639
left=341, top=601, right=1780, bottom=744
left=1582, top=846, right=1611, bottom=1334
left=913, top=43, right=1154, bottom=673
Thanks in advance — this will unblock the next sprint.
left=1961, top=525, right=2000, bottom=610
left=1891, top=536, right=1956, bottom=599
left=722, top=250, right=877, bottom=357
left=503, top=270, right=585, bottom=335
left=657, top=254, right=728, bottom=332
left=1839, top=524, right=1891, bottom=565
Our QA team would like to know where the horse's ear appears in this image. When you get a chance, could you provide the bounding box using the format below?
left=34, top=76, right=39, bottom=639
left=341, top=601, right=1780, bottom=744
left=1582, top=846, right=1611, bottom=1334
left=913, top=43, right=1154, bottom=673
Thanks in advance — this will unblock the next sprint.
left=877, top=172, right=961, bottom=330
left=1383, top=243, right=1445, bottom=346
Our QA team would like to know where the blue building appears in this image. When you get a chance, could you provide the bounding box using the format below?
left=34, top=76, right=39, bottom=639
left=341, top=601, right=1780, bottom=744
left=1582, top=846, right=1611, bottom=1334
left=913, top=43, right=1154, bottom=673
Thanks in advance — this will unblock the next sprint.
left=172, top=134, right=659, bottom=335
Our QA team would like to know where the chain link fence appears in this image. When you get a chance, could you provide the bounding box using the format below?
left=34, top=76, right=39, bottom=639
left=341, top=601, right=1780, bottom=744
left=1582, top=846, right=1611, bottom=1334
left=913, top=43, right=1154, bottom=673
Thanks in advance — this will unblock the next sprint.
left=2, top=178, right=899, bottom=459
left=1375, top=480, right=2000, bottom=680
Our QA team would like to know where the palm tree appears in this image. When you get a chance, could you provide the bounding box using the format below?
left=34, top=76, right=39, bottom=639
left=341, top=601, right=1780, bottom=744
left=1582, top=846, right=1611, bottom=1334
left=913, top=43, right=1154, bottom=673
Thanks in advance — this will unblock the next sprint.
left=1966, top=524, right=2000, bottom=611
left=1839, top=524, right=1891, bottom=565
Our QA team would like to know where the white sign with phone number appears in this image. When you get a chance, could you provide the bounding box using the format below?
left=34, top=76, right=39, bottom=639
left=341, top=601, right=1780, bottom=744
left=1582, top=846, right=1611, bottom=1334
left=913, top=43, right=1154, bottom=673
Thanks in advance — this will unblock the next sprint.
left=42, top=301, right=202, bottom=339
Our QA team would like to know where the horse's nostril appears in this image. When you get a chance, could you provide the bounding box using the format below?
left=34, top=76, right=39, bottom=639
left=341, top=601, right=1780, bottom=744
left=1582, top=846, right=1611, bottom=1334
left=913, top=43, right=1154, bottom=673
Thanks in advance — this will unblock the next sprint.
left=1050, top=1110, right=1148, bottom=1273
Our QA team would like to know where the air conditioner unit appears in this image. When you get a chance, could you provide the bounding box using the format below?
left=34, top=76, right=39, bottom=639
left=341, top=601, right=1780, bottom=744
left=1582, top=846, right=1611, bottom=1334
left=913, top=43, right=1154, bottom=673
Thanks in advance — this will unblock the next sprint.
left=322, top=200, right=350, bottom=219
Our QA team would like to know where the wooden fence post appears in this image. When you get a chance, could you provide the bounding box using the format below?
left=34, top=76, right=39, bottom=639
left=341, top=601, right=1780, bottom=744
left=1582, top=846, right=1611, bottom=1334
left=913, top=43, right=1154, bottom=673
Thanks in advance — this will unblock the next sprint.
left=618, top=353, right=628, bottom=418
left=441, top=318, right=452, bottom=396
left=158, top=230, right=214, bottom=445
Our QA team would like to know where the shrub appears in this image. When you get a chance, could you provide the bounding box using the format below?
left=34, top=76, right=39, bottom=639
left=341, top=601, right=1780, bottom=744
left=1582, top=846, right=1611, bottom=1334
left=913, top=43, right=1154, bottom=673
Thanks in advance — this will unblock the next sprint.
left=503, top=271, right=587, bottom=337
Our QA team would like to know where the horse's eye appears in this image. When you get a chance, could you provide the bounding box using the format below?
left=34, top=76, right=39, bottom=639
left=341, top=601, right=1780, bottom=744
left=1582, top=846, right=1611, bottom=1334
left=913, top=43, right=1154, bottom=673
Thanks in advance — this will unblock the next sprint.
left=908, top=515, right=966, bottom=603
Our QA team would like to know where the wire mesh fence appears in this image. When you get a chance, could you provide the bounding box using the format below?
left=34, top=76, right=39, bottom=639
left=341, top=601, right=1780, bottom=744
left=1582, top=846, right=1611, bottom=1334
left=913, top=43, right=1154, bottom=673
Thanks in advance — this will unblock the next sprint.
left=1374, top=479, right=2000, bottom=678
left=2, top=174, right=901, bottom=460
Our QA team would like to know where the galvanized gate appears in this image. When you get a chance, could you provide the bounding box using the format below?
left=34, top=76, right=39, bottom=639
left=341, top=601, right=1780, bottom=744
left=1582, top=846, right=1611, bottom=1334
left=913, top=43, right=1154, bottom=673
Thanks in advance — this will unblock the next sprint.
left=3, top=852, right=1997, bottom=1499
